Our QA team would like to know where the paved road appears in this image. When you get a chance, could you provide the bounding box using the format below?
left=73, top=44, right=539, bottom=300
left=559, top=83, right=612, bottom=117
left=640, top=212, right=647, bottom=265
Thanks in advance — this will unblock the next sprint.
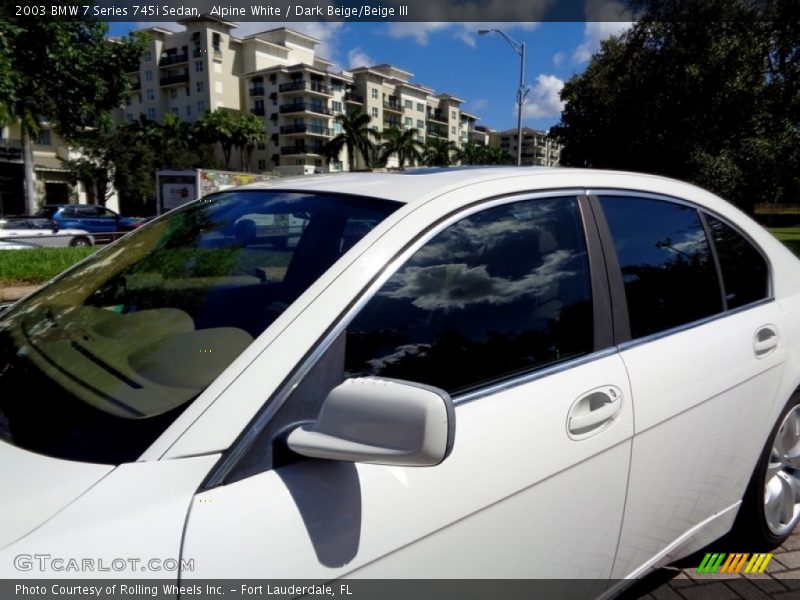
left=625, top=528, right=800, bottom=599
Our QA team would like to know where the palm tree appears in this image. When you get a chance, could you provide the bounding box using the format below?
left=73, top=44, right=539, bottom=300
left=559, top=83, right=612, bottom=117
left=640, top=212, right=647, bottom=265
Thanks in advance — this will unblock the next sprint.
left=483, top=145, right=514, bottom=165
left=424, top=138, right=456, bottom=167
left=380, top=127, right=425, bottom=169
left=196, top=109, right=236, bottom=167
left=231, top=111, right=266, bottom=172
left=455, top=141, right=485, bottom=165
left=324, top=111, right=380, bottom=171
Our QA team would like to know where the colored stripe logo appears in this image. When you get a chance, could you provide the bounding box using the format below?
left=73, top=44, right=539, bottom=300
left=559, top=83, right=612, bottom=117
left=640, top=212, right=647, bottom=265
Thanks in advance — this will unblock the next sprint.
left=697, top=553, right=772, bottom=574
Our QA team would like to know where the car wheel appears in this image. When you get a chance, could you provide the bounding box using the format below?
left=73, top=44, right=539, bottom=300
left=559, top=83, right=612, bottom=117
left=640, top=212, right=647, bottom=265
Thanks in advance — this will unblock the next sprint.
left=735, top=392, right=800, bottom=548
left=70, top=236, right=92, bottom=247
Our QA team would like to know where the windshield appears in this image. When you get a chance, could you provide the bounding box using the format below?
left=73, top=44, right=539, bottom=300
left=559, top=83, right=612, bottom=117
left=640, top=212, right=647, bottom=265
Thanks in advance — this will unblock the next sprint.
left=0, top=191, right=398, bottom=464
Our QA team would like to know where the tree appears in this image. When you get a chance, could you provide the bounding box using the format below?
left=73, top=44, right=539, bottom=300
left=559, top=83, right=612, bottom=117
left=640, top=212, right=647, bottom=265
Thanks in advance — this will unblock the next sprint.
left=551, top=0, right=800, bottom=212
left=380, top=127, right=424, bottom=169
left=324, top=111, right=380, bottom=170
left=0, top=2, right=144, bottom=212
left=196, top=109, right=236, bottom=168
left=423, top=138, right=456, bottom=167
left=230, top=112, right=266, bottom=172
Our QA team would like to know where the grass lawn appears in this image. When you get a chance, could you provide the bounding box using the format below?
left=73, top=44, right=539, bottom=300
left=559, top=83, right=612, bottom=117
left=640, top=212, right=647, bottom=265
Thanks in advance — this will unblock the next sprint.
left=0, top=247, right=97, bottom=286
left=771, top=227, right=800, bottom=257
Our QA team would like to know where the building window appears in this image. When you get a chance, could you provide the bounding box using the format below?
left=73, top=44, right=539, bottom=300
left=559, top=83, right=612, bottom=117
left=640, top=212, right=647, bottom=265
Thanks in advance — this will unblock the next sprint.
left=417, top=102, right=424, bottom=112
left=125, top=96, right=131, bottom=106
left=257, top=142, right=265, bottom=150
left=417, top=119, right=424, bottom=129
left=186, top=104, right=192, bottom=116
left=257, top=159, right=266, bottom=171
left=371, top=88, right=378, bottom=99
left=170, top=89, right=178, bottom=99
left=38, top=130, right=51, bottom=145
left=371, top=107, right=379, bottom=118
left=451, top=126, right=456, bottom=134
left=144, top=50, right=152, bottom=62
left=212, top=33, right=221, bottom=52
left=198, top=100, right=206, bottom=113
left=146, top=108, right=156, bottom=120
left=331, top=101, right=342, bottom=113
left=195, top=60, right=203, bottom=72
left=451, top=110, right=456, bottom=119
left=404, top=99, right=413, bottom=109
left=196, top=81, right=204, bottom=93
left=137, top=93, right=142, bottom=103
left=404, top=117, right=412, bottom=127
left=171, top=107, right=179, bottom=116
left=146, top=89, right=155, bottom=101
left=126, top=114, right=134, bottom=123
left=185, top=86, right=190, bottom=97
left=145, top=70, right=153, bottom=81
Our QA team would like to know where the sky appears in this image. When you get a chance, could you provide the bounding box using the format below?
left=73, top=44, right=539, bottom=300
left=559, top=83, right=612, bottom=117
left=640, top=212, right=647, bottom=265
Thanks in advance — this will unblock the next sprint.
left=108, top=21, right=632, bottom=132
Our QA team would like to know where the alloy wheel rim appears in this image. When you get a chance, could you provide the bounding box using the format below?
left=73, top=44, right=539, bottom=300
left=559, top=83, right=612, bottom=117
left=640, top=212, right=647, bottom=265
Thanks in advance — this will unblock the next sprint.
left=765, top=406, right=800, bottom=536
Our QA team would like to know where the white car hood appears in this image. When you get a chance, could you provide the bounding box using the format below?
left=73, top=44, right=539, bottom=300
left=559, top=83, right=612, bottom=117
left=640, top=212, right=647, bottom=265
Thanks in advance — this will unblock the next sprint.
left=0, top=441, right=113, bottom=550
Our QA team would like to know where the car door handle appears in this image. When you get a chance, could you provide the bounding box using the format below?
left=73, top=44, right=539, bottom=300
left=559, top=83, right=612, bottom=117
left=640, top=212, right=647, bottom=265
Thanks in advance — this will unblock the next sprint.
left=754, top=325, right=778, bottom=358
left=567, top=386, right=623, bottom=438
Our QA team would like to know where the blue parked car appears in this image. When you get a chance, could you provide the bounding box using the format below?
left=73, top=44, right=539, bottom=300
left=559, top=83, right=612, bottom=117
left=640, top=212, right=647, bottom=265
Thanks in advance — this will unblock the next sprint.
left=36, top=204, right=140, bottom=241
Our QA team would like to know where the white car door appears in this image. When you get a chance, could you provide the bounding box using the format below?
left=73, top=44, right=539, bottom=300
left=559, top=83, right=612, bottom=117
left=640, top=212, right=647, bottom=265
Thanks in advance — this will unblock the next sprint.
left=592, top=193, right=788, bottom=578
left=181, top=192, right=634, bottom=582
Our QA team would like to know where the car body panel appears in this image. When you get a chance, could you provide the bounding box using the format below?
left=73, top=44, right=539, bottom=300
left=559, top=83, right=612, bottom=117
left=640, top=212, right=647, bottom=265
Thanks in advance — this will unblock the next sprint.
left=182, top=354, right=632, bottom=579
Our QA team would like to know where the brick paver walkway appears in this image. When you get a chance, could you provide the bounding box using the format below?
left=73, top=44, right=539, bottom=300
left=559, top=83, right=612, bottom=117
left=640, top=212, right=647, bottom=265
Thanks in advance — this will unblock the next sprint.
left=628, top=530, right=800, bottom=599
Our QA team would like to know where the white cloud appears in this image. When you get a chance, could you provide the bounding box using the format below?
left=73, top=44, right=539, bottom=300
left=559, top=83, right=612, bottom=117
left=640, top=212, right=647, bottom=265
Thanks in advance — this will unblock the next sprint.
left=521, top=74, right=565, bottom=120
left=347, top=47, right=374, bottom=69
left=386, top=22, right=539, bottom=47
left=552, top=52, right=565, bottom=67
left=385, top=22, right=451, bottom=46
left=467, top=98, right=490, bottom=112
left=572, top=22, right=632, bottom=63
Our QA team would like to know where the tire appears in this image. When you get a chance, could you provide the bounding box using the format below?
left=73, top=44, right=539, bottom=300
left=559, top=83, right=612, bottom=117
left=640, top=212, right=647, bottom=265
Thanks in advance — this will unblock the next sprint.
left=70, top=236, right=92, bottom=247
left=734, top=391, right=800, bottom=549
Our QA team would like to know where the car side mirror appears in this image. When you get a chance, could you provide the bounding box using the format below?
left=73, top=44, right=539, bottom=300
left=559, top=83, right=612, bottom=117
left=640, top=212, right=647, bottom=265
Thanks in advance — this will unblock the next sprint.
left=287, top=377, right=455, bottom=467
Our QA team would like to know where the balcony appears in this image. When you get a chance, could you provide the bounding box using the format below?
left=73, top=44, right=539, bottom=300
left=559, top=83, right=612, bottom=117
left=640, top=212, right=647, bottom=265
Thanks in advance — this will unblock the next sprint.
left=192, top=48, right=202, bottom=58
left=160, top=72, right=190, bottom=86
left=279, top=103, right=332, bottom=116
left=278, top=80, right=332, bottom=95
left=383, top=101, right=403, bottom=113
left=344, top=92, right=364, bottom=104
left=383, top=118, right=401, bottom=129
left=249, top=87, right=265, bottom=97
left=281, top=145, right=326, bottom=156
left=426, top=127, right=446, bottom=138
left=131, top=79, right=141, bottom=91
left=280, top=124, right=332, bottom=136
left=159, top=53, right=188, bottom=67
left=427, top=111, right=447, bottom=124
left=251, top=107, right=265, bottom=117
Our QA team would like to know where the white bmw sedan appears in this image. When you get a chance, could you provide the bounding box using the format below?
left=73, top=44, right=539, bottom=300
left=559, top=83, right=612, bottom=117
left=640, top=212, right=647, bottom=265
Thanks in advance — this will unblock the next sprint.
left=1, top=169, right=799, bottom=592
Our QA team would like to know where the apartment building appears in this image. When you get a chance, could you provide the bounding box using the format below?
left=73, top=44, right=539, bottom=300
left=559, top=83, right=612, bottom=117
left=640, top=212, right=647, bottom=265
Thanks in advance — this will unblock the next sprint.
left=0, top=123, right=114, bottom=215
left=492, top=127, right=563, bottom=167
left=121, top=19, right=481, bottom=174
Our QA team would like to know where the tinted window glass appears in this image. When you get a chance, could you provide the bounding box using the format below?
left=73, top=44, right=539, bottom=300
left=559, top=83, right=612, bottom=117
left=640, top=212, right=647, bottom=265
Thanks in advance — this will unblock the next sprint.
left=345, top=196, right=593, bottom=395
left=600, top=196, right=722, bottom=339
left=706, top=215, right=769, bottom=309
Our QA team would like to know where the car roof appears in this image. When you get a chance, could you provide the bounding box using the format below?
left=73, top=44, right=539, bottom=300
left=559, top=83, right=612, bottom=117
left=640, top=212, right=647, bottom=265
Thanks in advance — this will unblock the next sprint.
left=233, top=167, right=701, bottom=205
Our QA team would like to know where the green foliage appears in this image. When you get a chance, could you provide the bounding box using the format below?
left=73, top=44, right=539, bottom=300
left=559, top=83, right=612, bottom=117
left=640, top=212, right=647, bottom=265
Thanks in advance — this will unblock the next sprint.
left=423, top=138, right=457, bottom=166
left=552, top=0, right=800, bottom=212
left=380, top=127, right=424, bottom=169
left=324, top=111, right=380, bottom=170
left=455, top=142, right=513, bottom=165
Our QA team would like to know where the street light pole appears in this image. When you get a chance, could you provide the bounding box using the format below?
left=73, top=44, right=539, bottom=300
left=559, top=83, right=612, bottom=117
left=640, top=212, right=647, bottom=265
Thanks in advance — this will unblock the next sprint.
left=478, top=29, right=528, bottom=167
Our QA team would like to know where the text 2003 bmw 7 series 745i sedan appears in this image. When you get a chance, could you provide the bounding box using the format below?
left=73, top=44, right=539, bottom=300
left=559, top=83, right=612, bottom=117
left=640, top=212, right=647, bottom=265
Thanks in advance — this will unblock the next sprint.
left=1, top=168, right=799, bottom=596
